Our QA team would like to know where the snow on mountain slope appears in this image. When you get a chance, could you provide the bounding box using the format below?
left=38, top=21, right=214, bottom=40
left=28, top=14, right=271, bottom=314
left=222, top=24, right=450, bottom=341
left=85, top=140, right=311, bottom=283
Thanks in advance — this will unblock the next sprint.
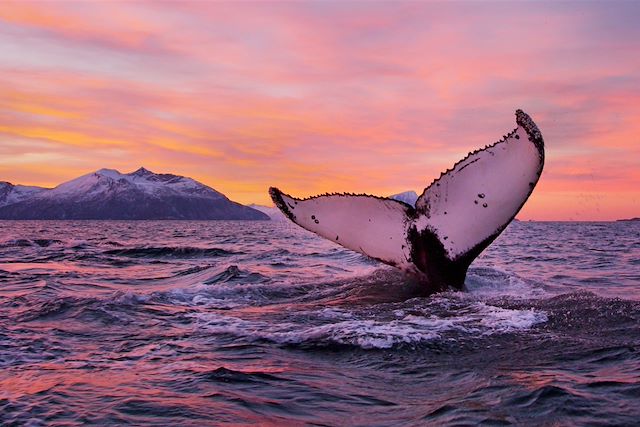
left=45, top=167, right=225, bottom=200
left=0, top=168, right=268, bottom=220
left=0, top=182, right=47, bottom=207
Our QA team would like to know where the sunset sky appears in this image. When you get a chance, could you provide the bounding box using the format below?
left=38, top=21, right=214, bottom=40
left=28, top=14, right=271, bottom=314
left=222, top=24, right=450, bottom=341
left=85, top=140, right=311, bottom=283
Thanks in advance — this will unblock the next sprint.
left=0, top=1, right=638, bottom=220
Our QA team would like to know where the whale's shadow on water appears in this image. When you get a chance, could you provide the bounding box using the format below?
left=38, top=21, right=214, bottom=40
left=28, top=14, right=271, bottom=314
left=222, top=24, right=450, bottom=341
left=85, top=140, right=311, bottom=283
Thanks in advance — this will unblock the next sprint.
left=294, top=268, right=434, bottom=307
left=293, top=265, right=535, bottom=308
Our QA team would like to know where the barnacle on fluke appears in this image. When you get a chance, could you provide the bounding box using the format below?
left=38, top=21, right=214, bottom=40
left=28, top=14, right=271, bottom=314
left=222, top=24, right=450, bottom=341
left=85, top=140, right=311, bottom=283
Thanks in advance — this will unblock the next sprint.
left=269, top=110, right=545, bottom=293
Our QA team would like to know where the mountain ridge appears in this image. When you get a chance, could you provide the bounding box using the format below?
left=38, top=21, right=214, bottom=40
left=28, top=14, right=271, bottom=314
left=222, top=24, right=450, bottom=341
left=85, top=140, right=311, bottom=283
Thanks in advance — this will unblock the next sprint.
left=0, top=168, right=268, bottom=220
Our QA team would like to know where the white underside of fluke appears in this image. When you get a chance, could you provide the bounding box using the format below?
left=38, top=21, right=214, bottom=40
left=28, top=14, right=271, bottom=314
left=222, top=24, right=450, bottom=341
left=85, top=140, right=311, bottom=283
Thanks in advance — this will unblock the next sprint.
left=270, top=110, right=544, bottom=280
left=414, top=126, right=542, bottom=259
left=270, top=192, right=413, bottom=268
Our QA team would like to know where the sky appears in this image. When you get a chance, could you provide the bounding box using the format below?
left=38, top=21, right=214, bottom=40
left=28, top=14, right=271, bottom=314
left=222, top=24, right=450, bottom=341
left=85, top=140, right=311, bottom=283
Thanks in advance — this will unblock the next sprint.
left=0, top=1, right=638, bottom=221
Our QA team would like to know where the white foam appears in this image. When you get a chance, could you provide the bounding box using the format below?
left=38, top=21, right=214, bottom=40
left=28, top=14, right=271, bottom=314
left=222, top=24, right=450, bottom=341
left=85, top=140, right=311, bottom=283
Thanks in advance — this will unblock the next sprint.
left=192, top=300, right=548, bottom=349
left=190, top=294, right=242, bottom=309
left=477, top=304, right=547, bottom=331
left=316, top=307, right=355, bottom=320
left=465, top=267, right=550, bottom=299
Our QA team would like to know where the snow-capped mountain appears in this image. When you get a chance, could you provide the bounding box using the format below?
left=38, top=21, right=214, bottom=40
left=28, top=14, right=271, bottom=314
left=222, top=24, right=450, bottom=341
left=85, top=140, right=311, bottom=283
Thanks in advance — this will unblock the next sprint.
left=389, top=190, right=419, bottom=206
left=44, top=167, right=226, bottom=201
left=0, top=168, right=269, bottom=220
left=0, top=182, right=47, bottom=207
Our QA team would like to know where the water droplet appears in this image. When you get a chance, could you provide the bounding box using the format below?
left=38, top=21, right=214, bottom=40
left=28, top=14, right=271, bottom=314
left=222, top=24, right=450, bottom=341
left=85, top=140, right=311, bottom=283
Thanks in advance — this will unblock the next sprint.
left=482, top=203, right=488, bottom=208
left=478, top=193, right=485, bottom=198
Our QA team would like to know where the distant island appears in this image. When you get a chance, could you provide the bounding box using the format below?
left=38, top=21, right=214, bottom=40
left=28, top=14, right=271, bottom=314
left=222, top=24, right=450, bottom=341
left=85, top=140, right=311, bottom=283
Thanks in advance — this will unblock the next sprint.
left=248, top=204, right=286, bottom=221
left=617, top=217, right=640, bottom=222
left=389, top=190, right=419, bottom=206
left=0, top=167, right=269, bottom=220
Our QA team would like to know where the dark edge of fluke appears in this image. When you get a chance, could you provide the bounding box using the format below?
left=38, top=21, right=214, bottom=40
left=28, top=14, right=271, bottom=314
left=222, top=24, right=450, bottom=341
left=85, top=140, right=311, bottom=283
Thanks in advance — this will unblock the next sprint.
left=269, top=187, right=297, bottom=222
left=516, top=109, right=544, bottom=155
left=269, top=187, right=415, bottom=211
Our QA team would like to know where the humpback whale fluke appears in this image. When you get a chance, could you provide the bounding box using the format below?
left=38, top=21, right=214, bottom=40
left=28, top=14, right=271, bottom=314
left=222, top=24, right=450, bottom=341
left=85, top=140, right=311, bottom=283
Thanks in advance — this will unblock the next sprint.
left=270, top=110, right=544, bottom=293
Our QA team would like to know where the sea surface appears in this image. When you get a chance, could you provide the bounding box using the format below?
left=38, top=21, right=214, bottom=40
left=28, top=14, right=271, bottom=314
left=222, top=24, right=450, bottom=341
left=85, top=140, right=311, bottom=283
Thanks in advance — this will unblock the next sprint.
left=0, top=220, right=639, bottom=426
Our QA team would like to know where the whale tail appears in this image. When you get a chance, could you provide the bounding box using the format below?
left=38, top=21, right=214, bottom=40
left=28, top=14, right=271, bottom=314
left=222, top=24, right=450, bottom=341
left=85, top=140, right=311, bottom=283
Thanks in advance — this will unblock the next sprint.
left=270, top=110, right=544, bottom=292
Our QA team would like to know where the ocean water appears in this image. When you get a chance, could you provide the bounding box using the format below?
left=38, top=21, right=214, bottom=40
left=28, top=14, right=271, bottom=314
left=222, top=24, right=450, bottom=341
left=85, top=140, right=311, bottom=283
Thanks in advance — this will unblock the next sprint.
left=0, top=220, right=639, bottom=426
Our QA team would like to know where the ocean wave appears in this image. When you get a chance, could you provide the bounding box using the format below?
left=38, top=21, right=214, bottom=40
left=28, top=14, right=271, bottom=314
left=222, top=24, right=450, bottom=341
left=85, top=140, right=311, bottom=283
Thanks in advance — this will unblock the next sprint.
left=197, top=367, right=286, bottom=384
left=0, top=238, right=64, bottom=248
left=14, top=291, right=148, bottom=324
left=103, top=246, right=242, bottom=258
left=153, top=276, right=309, bottom=309
left=203, top=265, right=270, bottom=285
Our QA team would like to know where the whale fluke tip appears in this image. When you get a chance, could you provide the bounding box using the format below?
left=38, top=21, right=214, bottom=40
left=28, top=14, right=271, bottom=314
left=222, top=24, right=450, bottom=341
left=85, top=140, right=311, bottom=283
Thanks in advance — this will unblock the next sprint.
left=269, top=187, right=297, bottom=221
left=515, top=110, right=544, bottom=152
